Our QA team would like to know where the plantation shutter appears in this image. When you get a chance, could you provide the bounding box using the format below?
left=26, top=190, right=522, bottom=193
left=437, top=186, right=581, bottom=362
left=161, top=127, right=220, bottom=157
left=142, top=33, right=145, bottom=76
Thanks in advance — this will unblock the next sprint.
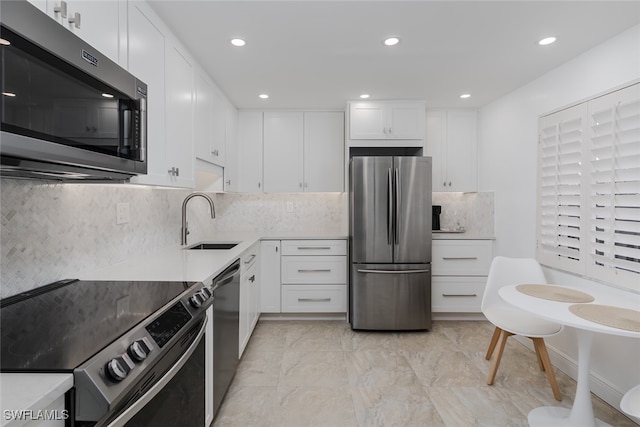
left=537, top=104, right=586, bottom=275
left=586, top=84, right=640, bottom=288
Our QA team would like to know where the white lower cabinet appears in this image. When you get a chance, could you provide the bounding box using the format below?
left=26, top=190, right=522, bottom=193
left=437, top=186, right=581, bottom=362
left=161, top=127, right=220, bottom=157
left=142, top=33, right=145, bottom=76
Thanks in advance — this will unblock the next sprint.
left=260, top=240, right=281, bottom=313
left=259, top=239, right=347, bottom=314
left=431, top=239, right=494, bottom=313
left=239, top=243, right=260, bottom=357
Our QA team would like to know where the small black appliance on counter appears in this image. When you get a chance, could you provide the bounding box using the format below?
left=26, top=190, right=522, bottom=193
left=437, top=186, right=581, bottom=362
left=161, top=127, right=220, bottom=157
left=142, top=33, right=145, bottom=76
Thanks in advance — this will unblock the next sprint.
left=432, top=205, right=442, bottom=230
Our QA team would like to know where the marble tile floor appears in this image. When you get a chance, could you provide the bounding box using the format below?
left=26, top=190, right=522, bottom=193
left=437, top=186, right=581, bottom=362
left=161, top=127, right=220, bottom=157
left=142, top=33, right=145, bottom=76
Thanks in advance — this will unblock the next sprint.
left=213, top=320, right=637, bottom=427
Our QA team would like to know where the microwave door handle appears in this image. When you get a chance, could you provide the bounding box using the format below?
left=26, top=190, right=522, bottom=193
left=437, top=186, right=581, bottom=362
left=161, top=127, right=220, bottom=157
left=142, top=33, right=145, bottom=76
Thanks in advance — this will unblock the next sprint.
left=105, top=317, right=207, bottom=427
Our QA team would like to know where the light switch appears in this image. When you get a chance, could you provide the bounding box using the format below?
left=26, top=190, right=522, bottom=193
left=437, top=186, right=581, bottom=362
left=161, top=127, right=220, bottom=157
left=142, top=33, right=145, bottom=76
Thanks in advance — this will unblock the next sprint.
left=116, top=202, right=130, bottom=224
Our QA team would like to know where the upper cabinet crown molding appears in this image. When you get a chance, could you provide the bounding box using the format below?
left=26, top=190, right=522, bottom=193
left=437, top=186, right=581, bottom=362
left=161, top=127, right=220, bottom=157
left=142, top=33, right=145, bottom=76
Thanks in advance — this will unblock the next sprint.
left=348, top=100, right=425, bottom=147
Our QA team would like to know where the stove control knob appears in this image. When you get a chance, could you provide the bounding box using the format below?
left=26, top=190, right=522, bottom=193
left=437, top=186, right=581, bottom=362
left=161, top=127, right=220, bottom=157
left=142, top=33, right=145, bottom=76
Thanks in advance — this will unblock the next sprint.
left=201, top=287, right=212, bottom=299
left=106, top=357, right=130, bottom=382
left=128, top=339, right=151, bottom=362
left=189, top=293, right=203, bottom=308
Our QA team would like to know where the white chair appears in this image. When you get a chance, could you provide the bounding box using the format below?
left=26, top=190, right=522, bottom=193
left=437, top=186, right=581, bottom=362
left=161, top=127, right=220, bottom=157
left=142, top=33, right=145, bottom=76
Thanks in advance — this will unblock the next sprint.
left=481, top=256, right=563, bottom=401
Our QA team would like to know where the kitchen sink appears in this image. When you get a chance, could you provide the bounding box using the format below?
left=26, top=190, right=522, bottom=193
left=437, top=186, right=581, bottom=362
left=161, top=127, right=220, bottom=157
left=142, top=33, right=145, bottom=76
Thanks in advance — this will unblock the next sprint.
left=187, top=242, right=239, bottom=250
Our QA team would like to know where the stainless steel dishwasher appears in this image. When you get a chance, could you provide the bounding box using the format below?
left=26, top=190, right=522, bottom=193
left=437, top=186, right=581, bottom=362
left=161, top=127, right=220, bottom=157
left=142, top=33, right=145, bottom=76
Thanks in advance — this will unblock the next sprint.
left=212, top=259, right=241, bottom=418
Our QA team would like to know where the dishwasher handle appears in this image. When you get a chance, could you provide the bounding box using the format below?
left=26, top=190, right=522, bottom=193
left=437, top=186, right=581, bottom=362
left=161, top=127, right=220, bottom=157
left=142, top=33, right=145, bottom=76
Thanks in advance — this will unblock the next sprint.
left=212, top=261, right=240, bottom=291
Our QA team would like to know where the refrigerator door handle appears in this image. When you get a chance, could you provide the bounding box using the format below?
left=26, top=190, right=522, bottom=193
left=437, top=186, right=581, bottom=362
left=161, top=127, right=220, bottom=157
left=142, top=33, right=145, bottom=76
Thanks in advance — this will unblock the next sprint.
left=387, top=168, right=393, bottom=245
left=394, top=167, right=400, bottom=245
left=357, top=269, right=430, bottom=274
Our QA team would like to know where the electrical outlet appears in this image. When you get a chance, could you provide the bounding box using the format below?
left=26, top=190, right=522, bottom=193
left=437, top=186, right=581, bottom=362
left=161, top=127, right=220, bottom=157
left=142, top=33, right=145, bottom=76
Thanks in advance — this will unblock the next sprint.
left=286, top=202, right=294, bottom=213
left=116, top=203, right=130, bottom=225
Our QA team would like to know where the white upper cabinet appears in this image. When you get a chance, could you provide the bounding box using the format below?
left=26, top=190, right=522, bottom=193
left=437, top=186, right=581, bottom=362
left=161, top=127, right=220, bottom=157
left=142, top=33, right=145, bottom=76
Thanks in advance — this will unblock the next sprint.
left=304, top=112, right=344, bottom=192
left=224, top=103, right=239, bottom=192
left=425, top=110, right=478, bottom=192
left=263, top=112, right=304, bottom=192
left=348, top=100, right=425, bottom=146
left=32, top=0, right=125, bottom=66
left=194, top=72, right=226, bottom=167
left=237, top=110, right=345, bottom=193
left=237, top=111, right=264, bottom=192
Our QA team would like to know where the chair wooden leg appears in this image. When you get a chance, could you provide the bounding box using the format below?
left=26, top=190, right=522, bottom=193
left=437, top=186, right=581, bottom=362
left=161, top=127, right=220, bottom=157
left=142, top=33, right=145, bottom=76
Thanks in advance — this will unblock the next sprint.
left=533, top=343, right=545, bottom=371
left=487, top=329, right=513, bottom=385
left=485, top=327, right=502, bottom=360
left=532, top=338, right=562, bottom=401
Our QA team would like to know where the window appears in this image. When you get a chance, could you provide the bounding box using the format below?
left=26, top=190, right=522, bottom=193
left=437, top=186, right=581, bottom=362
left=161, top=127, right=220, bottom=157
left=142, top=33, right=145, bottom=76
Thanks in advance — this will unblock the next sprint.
left=537, top=82, right=640, bottom=290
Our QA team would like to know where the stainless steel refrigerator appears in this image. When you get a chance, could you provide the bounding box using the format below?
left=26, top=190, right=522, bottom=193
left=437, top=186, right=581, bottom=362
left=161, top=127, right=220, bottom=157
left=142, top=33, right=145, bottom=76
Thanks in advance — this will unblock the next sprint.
left=349, top=156, right=432, bottom=330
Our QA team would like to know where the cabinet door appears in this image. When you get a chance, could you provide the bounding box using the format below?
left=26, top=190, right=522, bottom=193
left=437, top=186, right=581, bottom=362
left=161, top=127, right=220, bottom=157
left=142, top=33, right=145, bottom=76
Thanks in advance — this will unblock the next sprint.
left=67, top=1, right=122, bottom=65
left=263, top=112, right=303, bottom=192
left=194, top=71, right=216, bottom=164
left=237, top=111, right=263, bottom=192
left=387, top=102, right=425, bottom=139
left=303, top=112, right=344, bottom=192
left=425, top=111, right=447, bottom=191
left=210, top=86, right=227, bottom=166
left=128, top=3, right=167, bottom=186
left=224, top=102, right=238, bottom=191
left=260, top=241, right=281, bottom=313
left=446, top=111, right=477, bottom=192
left=164, top=44, right=195, bottom=187
left=349, top=102, right=385, bottom=139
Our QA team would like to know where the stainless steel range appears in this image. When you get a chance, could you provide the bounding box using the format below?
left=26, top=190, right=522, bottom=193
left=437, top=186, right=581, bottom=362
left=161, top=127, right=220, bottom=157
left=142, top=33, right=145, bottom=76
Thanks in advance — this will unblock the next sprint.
left=1, top=278, right=213, bottom=426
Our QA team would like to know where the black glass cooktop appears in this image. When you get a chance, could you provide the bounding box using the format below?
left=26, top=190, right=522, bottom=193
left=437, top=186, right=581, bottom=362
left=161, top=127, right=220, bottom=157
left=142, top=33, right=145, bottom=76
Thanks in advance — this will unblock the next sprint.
left=0, top=279, right=195, bottom=372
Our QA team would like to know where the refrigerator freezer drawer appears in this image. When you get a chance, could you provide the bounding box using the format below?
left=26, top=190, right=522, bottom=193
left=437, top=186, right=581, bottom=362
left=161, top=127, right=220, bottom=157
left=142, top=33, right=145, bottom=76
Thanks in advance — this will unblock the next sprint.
left=281, top=285, right=347, bottom=312
left=350, top=263, right=431, bottom=330
left=281, top=256, right=347, bottom=284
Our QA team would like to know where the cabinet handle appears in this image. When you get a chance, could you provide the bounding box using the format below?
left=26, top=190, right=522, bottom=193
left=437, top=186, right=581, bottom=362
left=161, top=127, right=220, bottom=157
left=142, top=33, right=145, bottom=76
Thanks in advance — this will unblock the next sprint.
left=54, top=1, right=67, bottom=18
left=212, top=149, right=219, bottom=156
left=442, top=293, right=478, bottom=297
left=299, top=182, right=303, bottom=188
left=225, top=179, right=231, bottom=185
left=442, top=257, right=478, bottom=260
left=244, top=254, right=256, bottom=264
left=168, top=166, right=180, bottom=177
left=68, top=12, right=81, bottom=29
left=443, top=181, right=447, bottom=187
left=298, top=298, right=331, bottom=302
left=258, top=182, right=261, bottom=188
left=249, top=275, right=256, bottom=283
left=297, top=269, right=331, bottom=273
left=297, top=246, right=331, bottom=250
left=389, top=128, right=392, bottom=134
left=448, top=181, right=452, bottom=187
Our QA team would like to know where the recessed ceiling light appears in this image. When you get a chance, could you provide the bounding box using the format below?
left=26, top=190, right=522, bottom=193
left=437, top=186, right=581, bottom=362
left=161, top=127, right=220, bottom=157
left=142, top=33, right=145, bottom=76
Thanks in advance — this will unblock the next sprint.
left=460, top=93, right=471, bottom=99
left=383, top=37, right=400, bottom=46
left=538, top=37, right=557, bottom=46
left=2, top=92, right=16, bottom=97
left=360, top=94, right=370, bottom=99
left=231, top=38, right=246, bottom=47
left=259, top=94, right=269, bottom=99
left=0, top=38, right=10, bottom=46
left=101, top=93, right=114, bottom=98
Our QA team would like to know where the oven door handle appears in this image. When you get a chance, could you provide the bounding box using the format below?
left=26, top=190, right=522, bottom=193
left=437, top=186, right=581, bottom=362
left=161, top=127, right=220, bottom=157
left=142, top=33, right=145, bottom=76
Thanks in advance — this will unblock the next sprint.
left=106, top=316, right=207, bottom=427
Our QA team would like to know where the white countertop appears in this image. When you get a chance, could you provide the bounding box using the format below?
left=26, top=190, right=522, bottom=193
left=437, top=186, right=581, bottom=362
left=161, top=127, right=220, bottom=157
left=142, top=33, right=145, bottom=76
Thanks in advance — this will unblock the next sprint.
left=2, top=231, right=348, bottom=422
left=0, top=374, right=73, bottom=427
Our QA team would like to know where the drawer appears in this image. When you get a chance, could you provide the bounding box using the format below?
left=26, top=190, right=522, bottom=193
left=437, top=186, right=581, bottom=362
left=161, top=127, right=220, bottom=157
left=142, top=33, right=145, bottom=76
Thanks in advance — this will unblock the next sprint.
left=281, top=239, right=347, bottom=256
left=281, top=256, right=346, bottom=284
left=281, top=285, right=347, bottom=312
left=432, top=240, right=493, bottom=276
left=432, top=277, right=486, bottom=313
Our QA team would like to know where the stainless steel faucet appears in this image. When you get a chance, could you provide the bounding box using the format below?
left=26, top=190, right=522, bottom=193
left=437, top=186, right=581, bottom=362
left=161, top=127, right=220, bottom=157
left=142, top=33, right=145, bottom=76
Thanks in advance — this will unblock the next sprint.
left=181, top=192, right=216, bottom=245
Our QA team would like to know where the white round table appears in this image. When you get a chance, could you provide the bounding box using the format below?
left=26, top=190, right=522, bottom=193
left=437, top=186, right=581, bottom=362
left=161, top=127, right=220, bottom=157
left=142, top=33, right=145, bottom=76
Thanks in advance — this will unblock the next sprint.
left=499, top=284, right=640, bottom=427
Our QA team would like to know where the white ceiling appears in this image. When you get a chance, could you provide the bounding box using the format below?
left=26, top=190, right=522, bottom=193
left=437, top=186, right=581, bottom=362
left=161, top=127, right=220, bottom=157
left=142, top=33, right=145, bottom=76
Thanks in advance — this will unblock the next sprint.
left=148, top=1, right=640, bottom=110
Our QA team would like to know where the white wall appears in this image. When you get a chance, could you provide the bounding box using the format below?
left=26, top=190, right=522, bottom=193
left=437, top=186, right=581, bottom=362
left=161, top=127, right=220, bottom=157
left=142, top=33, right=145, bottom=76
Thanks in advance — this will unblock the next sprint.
left=478, top=24, right=640, bottom=409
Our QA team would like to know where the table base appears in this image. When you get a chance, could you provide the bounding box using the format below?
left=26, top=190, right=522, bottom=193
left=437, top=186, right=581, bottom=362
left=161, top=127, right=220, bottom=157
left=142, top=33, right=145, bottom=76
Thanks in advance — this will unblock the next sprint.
left=528, top=407, right=611, bottom=427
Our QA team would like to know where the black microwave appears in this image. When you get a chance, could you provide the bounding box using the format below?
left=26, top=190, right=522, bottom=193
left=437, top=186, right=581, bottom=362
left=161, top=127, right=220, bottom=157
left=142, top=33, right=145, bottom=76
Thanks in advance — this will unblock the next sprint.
left=0, top=0, right=147, bottom=181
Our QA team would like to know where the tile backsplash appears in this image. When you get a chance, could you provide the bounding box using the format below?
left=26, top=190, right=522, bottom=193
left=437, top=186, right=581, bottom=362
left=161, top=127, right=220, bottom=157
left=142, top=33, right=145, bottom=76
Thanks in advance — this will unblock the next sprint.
left=1, top=178, right=493, bottom=298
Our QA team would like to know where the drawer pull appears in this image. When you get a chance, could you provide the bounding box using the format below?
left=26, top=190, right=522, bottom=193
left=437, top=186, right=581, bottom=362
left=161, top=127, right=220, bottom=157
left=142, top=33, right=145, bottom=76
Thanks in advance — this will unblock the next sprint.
left=249, top=275, right=256, bottom=283
left=297, top=246, right=332, bottom=250
left=298, top=298, right=331, bottom=302
left=442, top=293, right=478, bottom=297
left=442, top=257, right=479, bottom=260
left=297, top=269, right=331, bottom=273
left=244, top=254, right=257, bottom=264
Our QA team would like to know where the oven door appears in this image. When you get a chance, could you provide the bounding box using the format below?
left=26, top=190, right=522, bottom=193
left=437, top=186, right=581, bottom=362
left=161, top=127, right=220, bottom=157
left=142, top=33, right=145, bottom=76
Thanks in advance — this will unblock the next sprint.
left=104, top=317, right=206, bottom=427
